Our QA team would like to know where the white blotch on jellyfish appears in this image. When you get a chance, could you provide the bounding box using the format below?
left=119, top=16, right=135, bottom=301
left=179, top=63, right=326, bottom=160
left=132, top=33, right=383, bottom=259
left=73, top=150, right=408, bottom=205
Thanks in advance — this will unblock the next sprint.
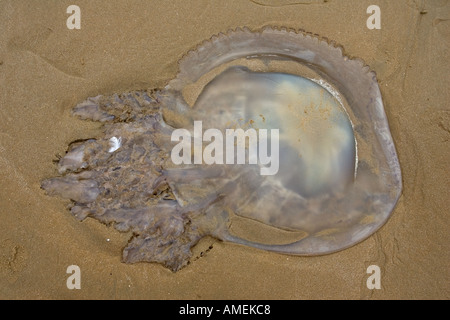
left=108, top=137, right=122, bottom=153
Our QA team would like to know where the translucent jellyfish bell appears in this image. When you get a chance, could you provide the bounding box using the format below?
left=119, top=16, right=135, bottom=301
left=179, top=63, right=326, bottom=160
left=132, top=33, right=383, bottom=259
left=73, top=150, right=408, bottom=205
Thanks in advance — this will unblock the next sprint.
left=193, top=66, right=357, bottom=198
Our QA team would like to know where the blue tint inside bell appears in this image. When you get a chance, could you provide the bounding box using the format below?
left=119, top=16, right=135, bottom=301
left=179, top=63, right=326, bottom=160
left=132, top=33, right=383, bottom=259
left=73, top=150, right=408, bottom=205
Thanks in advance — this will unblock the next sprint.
left=194, top=66, right=356, bottom=197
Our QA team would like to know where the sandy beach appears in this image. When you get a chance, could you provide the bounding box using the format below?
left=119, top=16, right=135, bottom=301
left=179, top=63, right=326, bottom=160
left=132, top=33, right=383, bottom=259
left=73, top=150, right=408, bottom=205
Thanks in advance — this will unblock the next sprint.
left=0, top=0, right=448, bottom=299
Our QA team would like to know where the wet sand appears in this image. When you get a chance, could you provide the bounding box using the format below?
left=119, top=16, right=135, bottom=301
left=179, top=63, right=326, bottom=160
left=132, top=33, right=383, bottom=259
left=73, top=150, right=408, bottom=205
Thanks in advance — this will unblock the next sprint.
left=0, top=0, right=448, bottom=299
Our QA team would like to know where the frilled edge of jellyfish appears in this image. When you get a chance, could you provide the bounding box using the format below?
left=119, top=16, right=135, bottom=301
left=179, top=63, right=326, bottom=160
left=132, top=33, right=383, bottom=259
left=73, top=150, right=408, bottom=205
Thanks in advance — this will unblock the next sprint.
left=40, top=91, right=232, bottom=272
left=169, top=26, right=376, bottom=90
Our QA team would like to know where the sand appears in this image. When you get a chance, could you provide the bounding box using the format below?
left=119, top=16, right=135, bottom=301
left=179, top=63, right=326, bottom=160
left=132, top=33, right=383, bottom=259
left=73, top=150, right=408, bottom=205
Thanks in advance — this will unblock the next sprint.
left=0, top=0, right=448, bottom=299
